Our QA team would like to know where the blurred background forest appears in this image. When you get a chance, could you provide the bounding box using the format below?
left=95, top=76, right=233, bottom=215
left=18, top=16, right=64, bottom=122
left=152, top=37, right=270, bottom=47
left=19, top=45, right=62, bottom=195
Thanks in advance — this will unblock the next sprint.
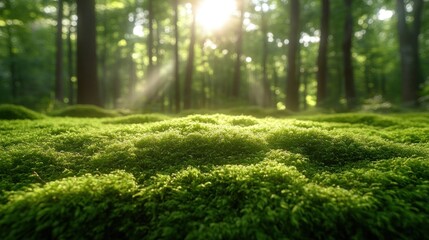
left=0, top=0, right=428, bottom=113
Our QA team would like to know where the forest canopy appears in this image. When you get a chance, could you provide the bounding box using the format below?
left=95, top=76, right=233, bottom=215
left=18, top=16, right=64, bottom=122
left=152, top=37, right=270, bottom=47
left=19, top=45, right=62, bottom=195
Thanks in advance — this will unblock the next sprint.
left=0, top=0, right=427, bottom=112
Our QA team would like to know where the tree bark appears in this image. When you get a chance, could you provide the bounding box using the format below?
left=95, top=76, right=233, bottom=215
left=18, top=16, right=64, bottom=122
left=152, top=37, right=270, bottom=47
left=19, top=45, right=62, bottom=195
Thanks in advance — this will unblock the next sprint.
left=396, top=0, right=424, bottom=107
left=147, top=0, right=154, bottom=77
left=232, top=0, right=245, bottom=99
left=55, top=0, right=64, bottom=103
left=316, top=0, right=330, bottom=107
left=343, top=0, right=356, bottom=109
left=261, top=10, right=272, bottom=107
left=183, top=4, right=197, bottom=110
left=67, top=3, right=74, bottom=105
left=285, top=0, right=300, bottom=112
left=4, top=0, right=17, bottom=101
left=173, top=0, right=181, bottom=112
left=76, top=0, right=101, bottom=106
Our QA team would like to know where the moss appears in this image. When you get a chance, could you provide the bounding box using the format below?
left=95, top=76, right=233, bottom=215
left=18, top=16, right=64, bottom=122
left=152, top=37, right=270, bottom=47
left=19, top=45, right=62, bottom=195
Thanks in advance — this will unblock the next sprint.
left=0, top=104, right=45, bottom=120
left=50, top=105, right=119, bottom=118
left=103, top=114, right=170, bottom=124
left=1, top=112, right=429, bottom=239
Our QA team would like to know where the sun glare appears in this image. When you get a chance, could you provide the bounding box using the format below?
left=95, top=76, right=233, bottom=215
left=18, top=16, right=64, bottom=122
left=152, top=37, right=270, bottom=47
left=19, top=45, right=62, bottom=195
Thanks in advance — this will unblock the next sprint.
left=197, top=0, right=236, bottom=32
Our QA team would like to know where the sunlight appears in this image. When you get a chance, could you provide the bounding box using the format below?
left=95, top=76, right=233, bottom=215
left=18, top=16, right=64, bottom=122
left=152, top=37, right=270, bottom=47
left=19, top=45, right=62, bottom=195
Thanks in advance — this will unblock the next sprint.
left=197, top=0, right=236, bottom=32
left=377, top=8, right=394, bottom=21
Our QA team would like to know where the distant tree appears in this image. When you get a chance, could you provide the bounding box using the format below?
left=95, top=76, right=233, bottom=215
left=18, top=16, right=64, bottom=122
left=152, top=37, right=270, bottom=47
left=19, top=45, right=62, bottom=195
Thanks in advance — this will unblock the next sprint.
left=261, top=8, right=272, bottom=107
left=184, top=2, right=197, bottom=110
left=285, top=0, right=300, bottom=111
left=316, top=0, right=330, bottom=107
left=76, top=0, right=101, bottom=106
left=173, top=0, right=181, bottom=112
left=66, top=3, right=75, bottom=105
left=343, top=0, right=356, bottom=109
left=147, top=0, right=155, bottom=77
left=55, top=0, right=64, bottom=103
left=396, top=0, right=424, bottom=107
left=4, top=0, right=18, bottom=101
left=232, top=0, right=245, bottom=99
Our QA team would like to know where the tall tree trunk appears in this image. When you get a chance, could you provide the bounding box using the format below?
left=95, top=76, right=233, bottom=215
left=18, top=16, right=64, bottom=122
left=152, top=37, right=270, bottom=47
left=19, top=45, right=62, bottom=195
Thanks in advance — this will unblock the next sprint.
left=261, top=10, right=272, bottom=107
left=343, top=0, right=356, bottom=109
left=183, top=4, right=197, bottom=110
left=396, top=0, right=424, bottom=107
left=147, top=0, right=154, bottom=77
left=285, top=0, right=300, bottom=112
left=67, top=3, right=75, bottom=104
left=55, top=0, right=64, bottom=103
left=316, top=0, right=330, bottom=107
left=232, top=0, right=244, bottom=99
left=173, top=0, right=181, bottom=112
left=76, top=0, right=101, bottom=106
left=4, top=0, right=17, bottom=102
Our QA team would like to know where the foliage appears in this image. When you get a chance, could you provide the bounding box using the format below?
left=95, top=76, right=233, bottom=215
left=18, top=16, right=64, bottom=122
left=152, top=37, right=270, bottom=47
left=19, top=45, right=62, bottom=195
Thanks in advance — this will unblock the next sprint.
left=1, top=112, right=429, bottom=239
left=49, top=105, right=120, bottom=118
left=0, top=104, right=45, bottom=120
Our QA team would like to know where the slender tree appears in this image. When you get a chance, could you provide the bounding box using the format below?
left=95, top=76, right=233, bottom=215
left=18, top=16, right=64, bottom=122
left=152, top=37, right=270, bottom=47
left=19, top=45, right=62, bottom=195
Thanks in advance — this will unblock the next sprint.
left=316, top=0, right=330, bottom=107
left=76, top=0, right=101, bottom=106
left=147, top=0, right=155, bottom=77
left=232, top=0, right=245, bottom=99
left=173, top=0, right=181, bottom=112
left=184, top=2, right=197, bottom=110
left=55, top=0, right=64, bottom=103
left=66, top=3, right=75, bottom=105
left=343, top=0, right=356, bottom=109
left=285, top=0, right=300, bottom=111
left=396, top=0, right=424, bottom=107
left=261, top=9, right=272, bottom=107
left=4, top=0, right=18, bottom=101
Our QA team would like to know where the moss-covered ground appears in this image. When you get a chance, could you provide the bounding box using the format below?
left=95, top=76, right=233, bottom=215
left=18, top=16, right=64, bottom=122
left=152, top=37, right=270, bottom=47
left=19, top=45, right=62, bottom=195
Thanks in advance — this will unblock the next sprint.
left=1, top=108, right=429, bottom=239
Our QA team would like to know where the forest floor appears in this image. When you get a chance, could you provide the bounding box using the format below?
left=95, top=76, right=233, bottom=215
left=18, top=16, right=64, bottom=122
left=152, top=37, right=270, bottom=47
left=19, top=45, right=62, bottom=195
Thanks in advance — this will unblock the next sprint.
left=1, top=105, right=429, bottom=239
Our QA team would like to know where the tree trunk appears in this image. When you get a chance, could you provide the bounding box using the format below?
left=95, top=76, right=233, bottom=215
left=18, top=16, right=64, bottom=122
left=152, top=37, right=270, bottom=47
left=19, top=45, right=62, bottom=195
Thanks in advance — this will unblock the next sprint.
left=55, top=0, right=64, bottom=103
left=67, top=3, right=75, bottom=105
left=147, top=0, right=154, bottom=77
left=173, top=0, right=181, bottom=112
left=285, top=0, right=300, bottom=112
left=232, top=0, right=244, bottom=99
left=76, top=0, right=101, bottom=106
left=396, top=0, right=423, bottom=107
left=343, top=0, right=356, bottom=109
left=4, top=0, right=17, bottom=101
left=316, top=0, right=330, bottom=107
left=183, top=4, right=197, bottom=110
left=261, top=10, right=272, bottom=107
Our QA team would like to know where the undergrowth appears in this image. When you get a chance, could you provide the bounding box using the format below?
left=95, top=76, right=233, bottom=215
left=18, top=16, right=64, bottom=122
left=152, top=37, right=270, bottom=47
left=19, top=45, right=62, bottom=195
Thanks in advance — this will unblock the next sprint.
left=1, top=111, right=429, bottom=239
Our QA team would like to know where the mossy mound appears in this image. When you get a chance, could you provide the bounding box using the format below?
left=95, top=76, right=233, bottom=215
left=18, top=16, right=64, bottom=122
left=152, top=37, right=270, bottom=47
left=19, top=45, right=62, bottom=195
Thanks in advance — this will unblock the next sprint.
left=103, top=114, right=170, bottom=124
left=296, top=113, right=401, bottom=128
left=0, top=104, right=44, bottom=120
left=1, top=113, right=429, bottom=239
left=50, top=105, right=119, bottom=118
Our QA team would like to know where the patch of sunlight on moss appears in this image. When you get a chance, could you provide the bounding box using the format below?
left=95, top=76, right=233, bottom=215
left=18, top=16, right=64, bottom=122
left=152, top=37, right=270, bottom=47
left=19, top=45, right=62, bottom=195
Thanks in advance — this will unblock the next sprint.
left=135, top=123, right=268, bottom=172
left=103, top=113, right=171, bottom=125
left=267, top=126, right=420, bottom=166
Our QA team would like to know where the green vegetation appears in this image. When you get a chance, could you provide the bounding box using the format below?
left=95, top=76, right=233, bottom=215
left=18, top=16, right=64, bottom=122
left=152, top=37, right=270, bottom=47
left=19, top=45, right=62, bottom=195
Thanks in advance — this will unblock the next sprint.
left=1, top=111, right=429, bottom=239
left=0, top=104, right=45, bottom=120
left=49, top=105, right=120, bottom=118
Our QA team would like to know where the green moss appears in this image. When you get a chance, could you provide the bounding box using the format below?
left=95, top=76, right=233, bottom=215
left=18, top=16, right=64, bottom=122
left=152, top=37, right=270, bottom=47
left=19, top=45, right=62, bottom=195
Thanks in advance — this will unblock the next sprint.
left=0, top=104, right=45, bottom=120
left=0, top=171, right=139, bottom=240
left=50, top=105, right=120, bottom=118
left=103, top=114, right=170, bottom=124
left=1, top=112, right=429, bottom=239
